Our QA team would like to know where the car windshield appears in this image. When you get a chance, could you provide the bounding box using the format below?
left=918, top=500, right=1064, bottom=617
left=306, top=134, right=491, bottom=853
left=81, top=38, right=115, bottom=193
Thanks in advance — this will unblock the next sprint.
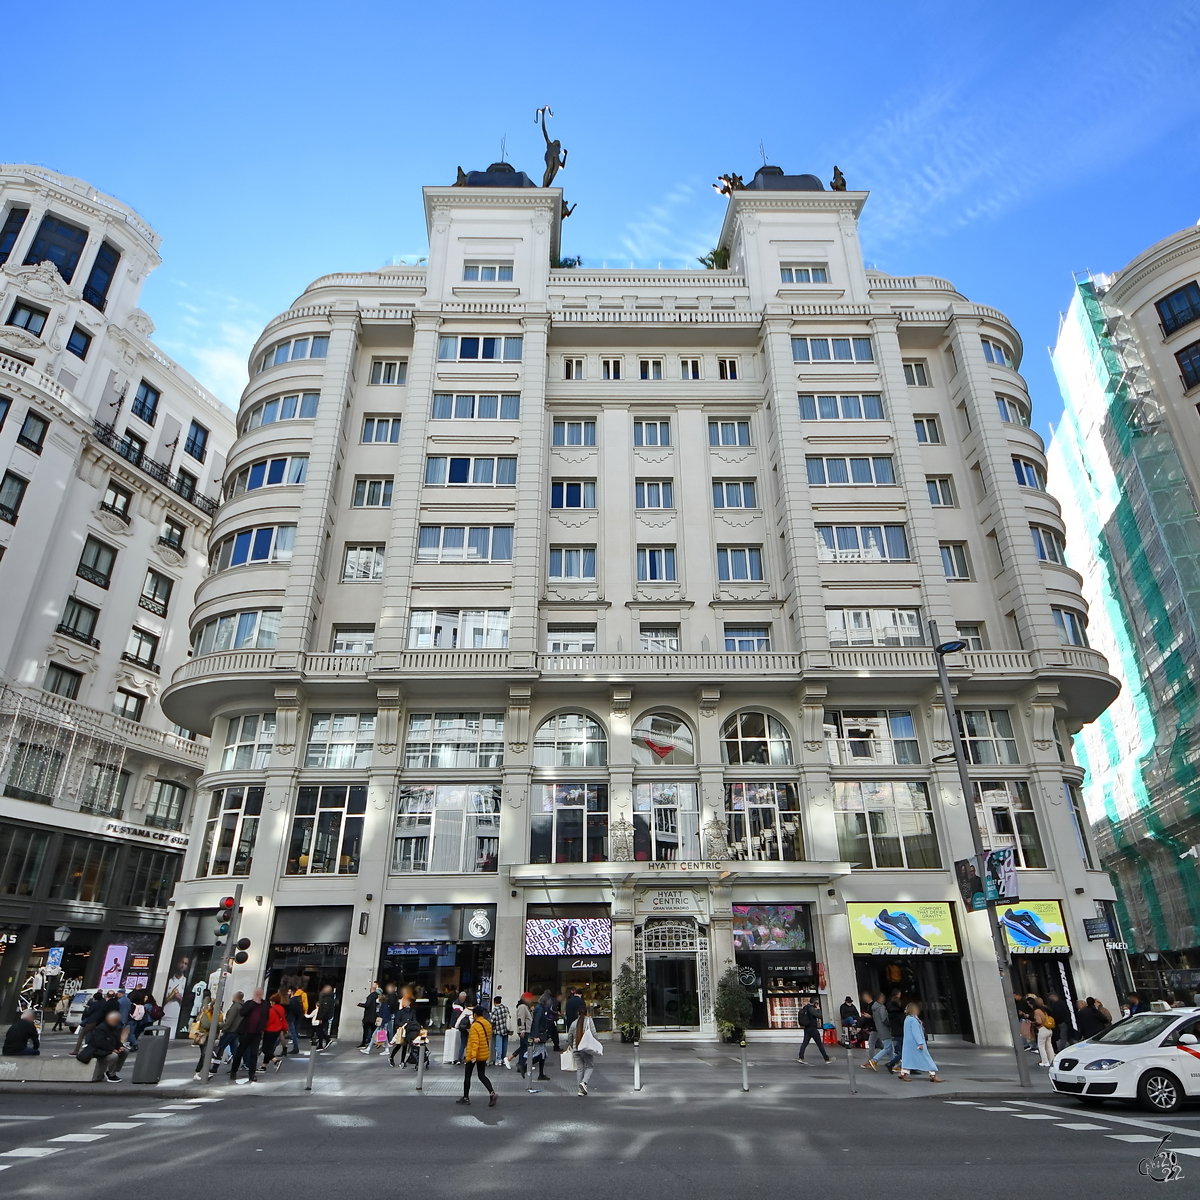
left=1090, top=1013, right=1183, bottom=1044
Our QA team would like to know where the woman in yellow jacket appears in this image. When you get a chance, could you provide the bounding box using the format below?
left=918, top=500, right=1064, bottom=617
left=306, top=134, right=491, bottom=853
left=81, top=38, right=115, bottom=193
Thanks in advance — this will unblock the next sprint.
left=457, top=1005, right=497, bottom=1107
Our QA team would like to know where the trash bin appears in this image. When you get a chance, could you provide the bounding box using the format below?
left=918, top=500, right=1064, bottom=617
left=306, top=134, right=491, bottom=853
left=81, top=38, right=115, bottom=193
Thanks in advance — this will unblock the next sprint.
left=131, top=1024, right=171, bottom=1084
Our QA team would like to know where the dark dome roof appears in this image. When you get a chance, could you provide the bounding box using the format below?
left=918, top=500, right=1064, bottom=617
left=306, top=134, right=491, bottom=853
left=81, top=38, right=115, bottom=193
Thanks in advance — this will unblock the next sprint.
left=745, top=165, right=825, bottom=191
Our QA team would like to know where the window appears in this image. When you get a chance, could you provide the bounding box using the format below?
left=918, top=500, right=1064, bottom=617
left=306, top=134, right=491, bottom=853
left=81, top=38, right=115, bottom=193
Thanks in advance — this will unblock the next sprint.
left=1178, top=340, right=1200, bottom=390
left=531, top=783, right=609, bottom=864
left=547, top=625, right=597, bottom=653
left=430, top=392, right=521, bottom=420
left=956, top=623, right=985, bottom=650
left=255, top=334, right=329, bottom=373
left=120, top=848, right=179, bottom=908
left=81, top=764, right=129, bottom=816
left=1013, top=457, right=1046, bottom=489
left=718, top=357, right=739, bottom=380
left=78, top=536, right=116, bottom=587
left=1031, top=525, right=1067, bottom=564
left=0, top=823, right=48, bottom=897
left=940, top=542, right=971, bottom=579
left=408, top=609, right=509, bottom=649
left=332, top=626, right=375, bottom=654
left=824, top=710, right=919, bottom=765
left=82, top=241, right=120, bottom=310
left=67, top=325, right=91, bottom=359
left=553, top=419, right=595, bottom=446
left=640, top=624, right=679, bottom=652
left=197, top=786, right=264, bottom=876
left=228, top=455, right=308, bottom=497
left=404, top=712, right=504, bottom=768
left=913, top=416, right=941, bottom=443
left=211, top=525, right=296, bottom=571
left=119, top=429, right=145, bottom=464
left=791, top=336, right=874, bottom=362
left=304, top=712, right=376, bottom=769
left=184, top=420, right=208, bottom=462
left=805, top=456, right=895, bottom=485
left=564, top=358, right=584, bottom=380
left=637, top=545, right=676, bottom=581
left=798, top=393, right=885, bottom=420
left=145, top=780, right=187, bottom=830
left=7, top=300, right=49, bottom=337
left=424, top=455, right=517, bottom=486
left=220, top=714, right=277, bottom=770
left=981, top=338, right=1013, bottom=367
left=463, top=262, right=513, bottom=281
left=708, top=419, right=750, bottom=446
left=192, top=608, right=282, bottom=655
left=0, top=397, right=8, bottom=429
left=1064, top=782, right=1095, bottom=868
left=17, top=410, right=48, bottom=452
left=958, top=709, right=1019, bottom=764
left=549, top=546, right=596, bottom=580
left=362, top=416, right=401, bottom=443
left=721, top=711, right=793, bottom=765
left=724, top=625, right=770, bottom=651
left=342, top=544, right=385, bottom=581
left=780, top=265, right=828, bottom=283
left=113, top=689, right=145, bottom=722
left=0, top=471, right=28, bottom=523
left=101, top=480, right=132, bottom=521
left=1158, top=281, right=1200, bottom=337
left=534, top=712, right=608, bottom=767
left=816, top=525, right=910, bottom=563
left=903, top=361, right=929, bottom=386
left=724, top=782, right=804, bottom=861
left=5, top=741, right=65, bottom=802
left=175, top=470, right=197, bottom=503
left=23, top=214, right=87, bottom=281
left=59, top=597, right=99, bottom=644
left=927, top=477, right=955, bottom=506
left=827, top=608, right=923, bottom=647
left=393, top=785, right=501, bottom=874
left=241, top=392, right=320, bottom=432
left=49, top=836, right=117, bottom=903
left=634, top=782, right=700, bottom=860
left=352, top=477, right=393, bottom=507
left=639, top=359, right=663, bottom=380
left=712, top=480, right=756, bottom=508
left=633, top=420, right=670, bottom=446
left=0, top=206, right=28, bottom=266
left=680, top=358, right=700, bottom=380
left=369, top=359, right=407, bottom=385
left=436, top=335, right=522, bottom=361
left=636, top=479, right=673, bottom=508
left=43, top=663, right=82, bottom=700
left=417, top=525, right=513, bottom=563
left=286, top=784, right=367, bottom=875
left=552, top=479, right=596, bottom=508
left=974, top=781, right=1044, bottom=868
left=123, top=626, right=159, bottom=669
left=996, top=394, right=1029, bottom=425
left=1052, top=606, right=1089, bottom=646
left=602, top=358, right=621, bottom=380
left=834, top=781, right=940, bottom=869
left=160, top=518, right=185, bottom=550
left=717, top=546, right=764, bottom=580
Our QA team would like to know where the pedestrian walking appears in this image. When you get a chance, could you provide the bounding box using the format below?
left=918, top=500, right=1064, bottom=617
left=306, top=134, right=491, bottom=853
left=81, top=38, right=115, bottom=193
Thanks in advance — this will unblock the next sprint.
left=51, top=993, right=69, bottom=1032
left=509, top=992, right=533, bottom=1075
left=1032, top=1003, right=1055, bottom=1067
left=530, top=992, right=555, bottom=1081
left=1013, top=991, right=1034, bottom=1051
left=452, top=996, right=473, bottom=1064
left=214, top=990, right=244, bottom=1072
left=861, top=992, right=894, bottom=1072
left=1075, top=996, right=1112, bottom=1041
left=285, top=987, right=304, bottom=1054
left=564, top=987, right=586, bottom=1028
left=262, top=992, right=288, bottom=1071
left=389, top=995, right=421, bottom=1067
left=84, top=1010, right=129, bottom=1082
left=1046, top=990, right=1073, bottom=1051
left=358, top=982, right=382, bottom=1050
left=897, top=1001, right=943, bottom=1083
left=490, top=994, right=511, bottom=1066
left=884, top=989, right=905, bottom=1072
left=190, top=996, right=215, bottom=1079
left=311, top=983, right=337, bottom=1050
left=548, top=993, right=563, bottom=1051
left=456, top=1005, right=497, bottom=1107
left=796, top=998, right=831, bottom=1064
left=231, top=987, right=269, bottom=1084
left=566, top=1000, right=603, bottom=1096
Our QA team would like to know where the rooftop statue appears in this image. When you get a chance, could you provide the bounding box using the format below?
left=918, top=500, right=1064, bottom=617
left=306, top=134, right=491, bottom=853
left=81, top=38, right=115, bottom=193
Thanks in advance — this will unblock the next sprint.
left=830, top=166, right=847, bottom=191
left=713, top=172, right=745, bottom=198
left=562, top=198, right=577, bottom=219
left=536, top=106, right=568, bottom=189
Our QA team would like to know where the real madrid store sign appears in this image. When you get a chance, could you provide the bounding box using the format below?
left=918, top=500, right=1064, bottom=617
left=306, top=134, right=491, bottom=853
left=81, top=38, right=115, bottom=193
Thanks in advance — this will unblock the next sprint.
left=846, top=902, right=975, bottom=1039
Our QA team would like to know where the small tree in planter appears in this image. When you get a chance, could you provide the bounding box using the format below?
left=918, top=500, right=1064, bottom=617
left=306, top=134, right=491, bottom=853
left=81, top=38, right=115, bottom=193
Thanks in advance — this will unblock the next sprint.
left=613, top=957, right=646, bottom=1042
left=714, top=965, right=754, bottom=1043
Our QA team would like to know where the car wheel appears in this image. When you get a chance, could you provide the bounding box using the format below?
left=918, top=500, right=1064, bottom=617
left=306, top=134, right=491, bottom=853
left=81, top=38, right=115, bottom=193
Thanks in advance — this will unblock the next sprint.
left=1139, top=1069, right=1184, bottom=1113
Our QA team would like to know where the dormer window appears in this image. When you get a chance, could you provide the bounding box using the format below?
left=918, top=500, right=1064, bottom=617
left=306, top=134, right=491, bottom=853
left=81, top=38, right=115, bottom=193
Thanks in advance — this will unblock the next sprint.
left=463, top=262, right=514, bottom=282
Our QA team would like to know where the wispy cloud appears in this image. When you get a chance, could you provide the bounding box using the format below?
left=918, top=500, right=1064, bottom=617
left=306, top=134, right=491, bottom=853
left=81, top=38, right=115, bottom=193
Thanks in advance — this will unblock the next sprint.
left=603, top=180, right=720, bottom=268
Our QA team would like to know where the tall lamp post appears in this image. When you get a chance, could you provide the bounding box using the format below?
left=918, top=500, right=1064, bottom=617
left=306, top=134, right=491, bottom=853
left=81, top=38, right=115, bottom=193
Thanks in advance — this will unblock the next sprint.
left=930, top=620, right=1031, bottom=1089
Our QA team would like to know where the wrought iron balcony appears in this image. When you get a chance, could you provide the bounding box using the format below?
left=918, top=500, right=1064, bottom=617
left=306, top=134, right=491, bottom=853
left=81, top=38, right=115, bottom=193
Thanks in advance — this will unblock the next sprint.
left=76, top=563, right=111, bottom=589
left=121, top=651, right=161, bottom=674
left=138, top=595, right=168, bottom=617
left=56, top=622, right=100, bottom=649
left=98, top=500, right=131, bottom=524
left=92, top=421, right=218, bottom=517
left=0, top=502, right=18, bottom=525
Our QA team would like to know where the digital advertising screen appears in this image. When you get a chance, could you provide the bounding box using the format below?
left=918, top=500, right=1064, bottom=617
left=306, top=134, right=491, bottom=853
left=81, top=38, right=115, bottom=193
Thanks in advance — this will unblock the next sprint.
left=998, top=900, right=1071, bottom=954
left=732, top=905, right=811, bottom=951
left=524, top=918, right=611, bottom=957
left=847, top=902, right=960, bottom=955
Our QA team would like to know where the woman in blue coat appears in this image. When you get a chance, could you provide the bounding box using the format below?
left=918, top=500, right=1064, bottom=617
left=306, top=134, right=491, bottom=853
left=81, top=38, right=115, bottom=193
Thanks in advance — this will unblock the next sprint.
left=898, top=1001, right=943, bottom=1083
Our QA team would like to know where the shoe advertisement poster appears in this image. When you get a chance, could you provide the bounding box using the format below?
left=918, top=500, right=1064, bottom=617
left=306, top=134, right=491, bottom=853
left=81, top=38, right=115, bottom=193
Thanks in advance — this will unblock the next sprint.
left=997, top=900, right=1070, bottom=953
left=846, top=903, right=960, bottom=955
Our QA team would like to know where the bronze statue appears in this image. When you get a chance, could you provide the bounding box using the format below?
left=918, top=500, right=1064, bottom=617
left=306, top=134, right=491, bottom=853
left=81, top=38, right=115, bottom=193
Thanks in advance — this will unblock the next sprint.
left=830, top=166, right=847, bottom=191
left=536, top=106, right=567, bottom=188
left=454, top=166, right=468, bottom=187
left=713, top=172, right=745, bottom=198
left=561, top=199, right=576, bottom=219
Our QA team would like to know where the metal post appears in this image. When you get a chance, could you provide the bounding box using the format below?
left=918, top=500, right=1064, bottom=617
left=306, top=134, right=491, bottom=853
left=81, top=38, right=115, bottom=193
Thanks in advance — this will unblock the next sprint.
left=202, top=883, right=242, bottom=1083
left=740, top=1038, right=749, bottom=1092
left=633, top=1039, right=641, bottom=1091
left=416, top=1035, right=426, bottom=1091
left=305, top=1035, right=318, bottom=1092
left=845, top=1035, right=857, bottom=1094
left=930, top=620, right=1032, bottom=1089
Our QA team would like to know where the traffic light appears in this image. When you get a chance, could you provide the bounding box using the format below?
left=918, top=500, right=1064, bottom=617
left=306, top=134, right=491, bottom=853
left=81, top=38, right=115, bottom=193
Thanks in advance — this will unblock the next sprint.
left=233, top=936, right=251, bottom=965
left=214, top=896, right=235, bottom=942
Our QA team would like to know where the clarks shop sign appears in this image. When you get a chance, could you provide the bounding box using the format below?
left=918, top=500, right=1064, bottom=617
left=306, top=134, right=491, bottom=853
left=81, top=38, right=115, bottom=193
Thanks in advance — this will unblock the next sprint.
left=105, top=821, right=189, bottom=848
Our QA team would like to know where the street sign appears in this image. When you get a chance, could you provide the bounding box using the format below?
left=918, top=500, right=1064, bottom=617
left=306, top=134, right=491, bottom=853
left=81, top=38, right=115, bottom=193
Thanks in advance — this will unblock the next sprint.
left=1083, top=916, right=1115, bottom=941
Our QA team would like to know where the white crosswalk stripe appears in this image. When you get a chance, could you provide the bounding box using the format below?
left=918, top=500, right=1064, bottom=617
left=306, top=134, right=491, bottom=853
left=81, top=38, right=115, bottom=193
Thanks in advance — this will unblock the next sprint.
left=1108, top=1133, right=1164, bottom=1143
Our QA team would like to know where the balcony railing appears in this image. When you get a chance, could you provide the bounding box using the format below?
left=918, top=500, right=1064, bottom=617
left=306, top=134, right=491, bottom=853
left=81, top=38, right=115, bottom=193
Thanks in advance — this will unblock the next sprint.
left=83, top=284, right=109, bottom=313
left=16, top=432, right=44, bottom=454
left=98, top=501, right=131, bottom=524
left=121, top=651, right=161, bottom=675
left=138, top=595, right=168, bottom=617
left=130, top=397, right=157, bottom=425
left=56, top=623, right=100, bottom=649
left=158, top=535, right=185, bottom=552
left=183, top=435, right=207, bottom=462
left=92, top=421, right=218, bottom=516
left=1161, top=303, right=1200, bottom=339
left=0, top=502, right=18, bottom=525
left=76, top=563, right=111, bottom=589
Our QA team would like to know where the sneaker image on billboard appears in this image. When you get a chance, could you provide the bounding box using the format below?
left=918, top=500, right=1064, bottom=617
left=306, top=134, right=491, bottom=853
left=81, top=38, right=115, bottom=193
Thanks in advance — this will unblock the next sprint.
left=874, top=909, right=931, bottom=950
left=1000, top=907, right=1051, bottom=947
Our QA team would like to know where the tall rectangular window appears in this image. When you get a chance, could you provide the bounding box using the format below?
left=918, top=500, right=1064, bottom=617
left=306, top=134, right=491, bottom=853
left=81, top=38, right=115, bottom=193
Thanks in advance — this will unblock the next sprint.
left=637, top=546, right=676, bottom=581
left=0, top=471, right=28, bottom=524
left=184, top=420, right=209, bottom=462
left=974, top=781, right=1045, bottom=868
left=81, top=764, right=129, bottom=815
left=717, top=547, right=764, bottom=580
left=1013, top=457, right=1046, bottom=489
left=49, top=836, right=118, bottom=902
left=1064, top=782, right=1095, bottom=869
left=221, top=714, right=277, bottom=770
left=1177, top=340, right=1200, bottom=390
left=903, top=361, right=929, bottom=386
left=724, top=782, right=804, bottom=861
left=145, top=781, right=188, bottom=830
left=286, top=784, right=367, bottom=874
left=927, top=477, right=955, bottom=506
left=981, top=338, right=1013, bottom=367
left=67, top=326, right=91, bottom=359
left=23, top=214, right=88, bottom=282
left=113, top=689, right=146, bottom=722
left=43, top=664, right=81, bottom=700
left=958, top=709, right=1019, bottom=764
left=83, top=241, right=121, bottom=310
left=7, top=300, right=49, bottom=337
left=913, top=416, right=941, bottom=443
left=940, top=542, right=971, bottom=579
left=59, top=597, right=100, bottom=643
left=1156, top=281, right=1200, bottom=336
left=5, top=741, right=66, bottom=801
left=392, top=784, right=501, bottom=874
left=1031, top=525, right=1067, bottom=564
left=17, top=410, right=48, bottom=452
left=530, top=783, right=608, bottom=864
left=198, top=786, right=264, bottom=876
left=120, top=848, right=180, bottom=908
left=131, top=381, right=159, bottom=424
left=0, top=824, right=49, bottom=896
left=123, top=626, right=159, bottom=668
left=680, top=358, right=700, bottom=380
left=1052, top=607, right=1089, bottom=646
left=602, top=358, right=621, bottom=380
left=78, top=536, right=117, bottom=587
left=834, top=781, right=940, bottom=869
left=0, top=206, right=28, bottom=265
left=304, top=713, right=376, bottom=768
left=551, top=480, right=596, bottom=509
left=634, top=782, right=700, bottom=861
left=564, top=358, right=584, bottom=380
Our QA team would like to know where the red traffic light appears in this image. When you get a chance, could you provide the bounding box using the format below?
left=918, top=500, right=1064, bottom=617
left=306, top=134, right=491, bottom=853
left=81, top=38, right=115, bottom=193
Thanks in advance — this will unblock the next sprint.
left=219, top=896, right=235, bottom=911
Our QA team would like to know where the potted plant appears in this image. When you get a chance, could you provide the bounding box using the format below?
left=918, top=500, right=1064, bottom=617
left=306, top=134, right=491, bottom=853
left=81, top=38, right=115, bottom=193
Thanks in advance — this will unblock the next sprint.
left=714, top=964, right=754, bottom=1043
left=613, top=957, right=646, bottom=1043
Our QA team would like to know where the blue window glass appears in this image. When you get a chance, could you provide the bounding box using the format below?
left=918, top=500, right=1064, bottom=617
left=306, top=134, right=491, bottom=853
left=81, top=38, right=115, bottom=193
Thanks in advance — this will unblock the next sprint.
left=472, top=459, right=494, bottom=484
left=863, top=395, right=884, bottom=419
left=262, top=399, right=280, bottom=424
left=826, top=459, right=849, bottom=484
left=500, top=394, right=520, bottom=419
left=467, top=527, right=491, bottom=559
left=418, top=526, right=440, bottom=554
left=791, top=338, right=809, bottom=362
left=454, top=394, right=475, bottom=419
left=841, top=395, right=862, bottom=419
left=806, top=459, right=826, bottom=485
left=290, top=338, right=309, bottom=360
left=231, top=531, right=253, bottom=565
left=234, top=612, right=258, bottom=649
left=852, top=338, right=874, bottom=362
left=251, top=528, right=274, bottom=560
left=551, top=482, right=564, bottom=507
left=459, top=337, right=480, bottom=359
left=83, top=241, right=120, bottom=310
left=1157, top=282, right=1200, bottom=336
left=0, top=207, right=28, bottom=265
left=492, top=527, right=513, bottom=561
left=437, top=337, right=456, bottom=360
left=481, top=338, right=499, bottom=360
left=266, top=459, right=286, bottom=485
left=873, top=458, right=895, bottom=484
left=799, top=395, right=817, bottom=420
left=67, top=326, right=91, bottom=358
left=448, top=458, right=471, bottom=484
left=24, top=215, right=88, bottom=282
left=310, top=336, right=328, bottom=357
left=273, top=344, right=290, bottom=366
left=810, top=339, right=831, bottom=361
left=818, top=395, right=839, bottom=419
left=832, top=339, right=853, bottom=361
left=432, top=393, right=452, bottom=419
left=247, top=462, right=267, bottom=490
left=884, top=526, right=909, bottom=559
left=496, top=458, right=517, bottom=485
left=1177, top=340, right=1200, bottom=390
left=503, top=337, right=523, bottom=361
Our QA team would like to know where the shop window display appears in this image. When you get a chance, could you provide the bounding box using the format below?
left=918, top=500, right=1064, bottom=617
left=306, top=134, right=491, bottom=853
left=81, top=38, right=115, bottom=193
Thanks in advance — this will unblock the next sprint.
left=530, top=783, right=608, bottom=863
left=732, top=904, right=818, bottom=1029
left=633, top=782, right=700, bottom=860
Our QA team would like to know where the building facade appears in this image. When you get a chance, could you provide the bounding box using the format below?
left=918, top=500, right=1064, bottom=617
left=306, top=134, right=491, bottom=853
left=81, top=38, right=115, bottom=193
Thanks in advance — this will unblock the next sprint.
left=0, top=164, right=235, bottom=1020
left=1049, top=223, right=1200, bottom=1000
left=160, top=163, right=1119, bottom=1043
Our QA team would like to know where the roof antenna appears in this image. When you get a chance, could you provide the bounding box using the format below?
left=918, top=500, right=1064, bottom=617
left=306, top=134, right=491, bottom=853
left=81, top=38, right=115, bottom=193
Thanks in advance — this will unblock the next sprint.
left=759, top=140, right=768, bottom=166
left=500, top=133, right=507, bottom=164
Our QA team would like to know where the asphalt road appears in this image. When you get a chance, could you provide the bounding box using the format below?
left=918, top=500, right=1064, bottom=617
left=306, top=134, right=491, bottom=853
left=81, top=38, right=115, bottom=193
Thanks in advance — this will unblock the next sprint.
left=2, top=1076, right=1197, bottom=1197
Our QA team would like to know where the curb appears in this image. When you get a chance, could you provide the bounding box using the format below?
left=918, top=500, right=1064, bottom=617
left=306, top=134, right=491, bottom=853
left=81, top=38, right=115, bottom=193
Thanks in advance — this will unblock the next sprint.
left=0, top=1081, right=208, bottom=1098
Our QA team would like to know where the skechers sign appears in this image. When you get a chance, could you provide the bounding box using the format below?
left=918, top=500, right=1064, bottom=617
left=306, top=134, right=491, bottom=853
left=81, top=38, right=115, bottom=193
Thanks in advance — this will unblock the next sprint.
left=997, top=900, right=1071, bottom=955
left=847, top=902, right=960, bottom=956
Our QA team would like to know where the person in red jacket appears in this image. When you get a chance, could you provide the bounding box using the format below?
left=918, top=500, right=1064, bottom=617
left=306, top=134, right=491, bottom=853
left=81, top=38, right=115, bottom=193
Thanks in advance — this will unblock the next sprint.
left=262, top=992, right=289, bottom=1072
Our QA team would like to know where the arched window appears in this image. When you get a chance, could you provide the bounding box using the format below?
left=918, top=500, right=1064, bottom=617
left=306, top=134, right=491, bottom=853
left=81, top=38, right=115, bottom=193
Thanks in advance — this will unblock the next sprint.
left=632, top=712, right=694, bottom=766
left=721, top=711, right=793, bottom=766
left=533, top=712, right=607, bottom=768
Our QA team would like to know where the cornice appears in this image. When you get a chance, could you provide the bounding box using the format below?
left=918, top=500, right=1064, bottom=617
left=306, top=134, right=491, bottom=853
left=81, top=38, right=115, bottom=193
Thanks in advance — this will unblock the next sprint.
left=719, top=191, right=869, bottom=251
left=1107, top=227, right=1200, bottom=308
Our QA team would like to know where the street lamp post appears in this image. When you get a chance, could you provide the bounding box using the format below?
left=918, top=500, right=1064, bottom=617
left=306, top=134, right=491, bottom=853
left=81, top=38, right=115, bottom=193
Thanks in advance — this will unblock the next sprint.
left=930, top=620, right=1032, bottom=1089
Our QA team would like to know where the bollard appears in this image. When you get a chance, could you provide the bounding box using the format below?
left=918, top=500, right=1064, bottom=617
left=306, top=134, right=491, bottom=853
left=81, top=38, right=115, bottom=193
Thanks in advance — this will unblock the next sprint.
left=416, top=1036, right=426, bottom=1091
left=845, top=1037, right=857, bottom=1095
left=633, top=1039, right=641, bottom=1091
left=305, top=1039, right=318, bottom=1092
left=740, top=1038, right=749, bottom=1092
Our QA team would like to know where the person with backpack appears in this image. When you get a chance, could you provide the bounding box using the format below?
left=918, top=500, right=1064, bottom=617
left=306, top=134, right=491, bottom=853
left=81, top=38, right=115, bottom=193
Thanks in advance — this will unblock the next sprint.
left=456, top=1005, right=497, bottom=1107
left=796, top=998, right=831, bottom=1064
left=1032, top=1002, right=1055, bottom=1066
left=285, top=987, right=304, bottom=1055
left=452, top=997, right=473, bottom=1065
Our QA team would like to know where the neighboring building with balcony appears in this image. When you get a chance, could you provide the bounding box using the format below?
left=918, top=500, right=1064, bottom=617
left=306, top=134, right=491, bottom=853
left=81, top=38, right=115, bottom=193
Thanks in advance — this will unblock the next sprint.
left=0, top=164, right=235, bottom=1019
left=1049, top=222, right=1200, bottom=1001
left=160, top=162, right=1119, bottom=1044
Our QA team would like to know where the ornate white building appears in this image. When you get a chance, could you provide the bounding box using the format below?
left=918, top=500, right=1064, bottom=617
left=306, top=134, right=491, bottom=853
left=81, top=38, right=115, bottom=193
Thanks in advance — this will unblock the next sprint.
left=160, top=162, right=1119, bottom=1043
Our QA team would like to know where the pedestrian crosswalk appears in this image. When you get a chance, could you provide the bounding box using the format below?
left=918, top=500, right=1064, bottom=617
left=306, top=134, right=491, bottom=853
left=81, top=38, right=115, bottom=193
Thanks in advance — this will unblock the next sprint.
left=945, top=1100, right=1200, bottom=1146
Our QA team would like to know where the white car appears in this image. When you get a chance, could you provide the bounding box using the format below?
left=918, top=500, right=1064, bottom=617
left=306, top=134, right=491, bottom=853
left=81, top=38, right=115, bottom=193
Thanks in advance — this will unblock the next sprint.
left=1050, top=1008, right=1200, bottom=1113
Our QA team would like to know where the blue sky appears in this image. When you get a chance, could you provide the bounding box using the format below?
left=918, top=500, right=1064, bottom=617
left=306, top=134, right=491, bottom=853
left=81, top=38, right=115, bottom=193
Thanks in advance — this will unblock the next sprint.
left=9, top=0, right=1200, bottom=440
